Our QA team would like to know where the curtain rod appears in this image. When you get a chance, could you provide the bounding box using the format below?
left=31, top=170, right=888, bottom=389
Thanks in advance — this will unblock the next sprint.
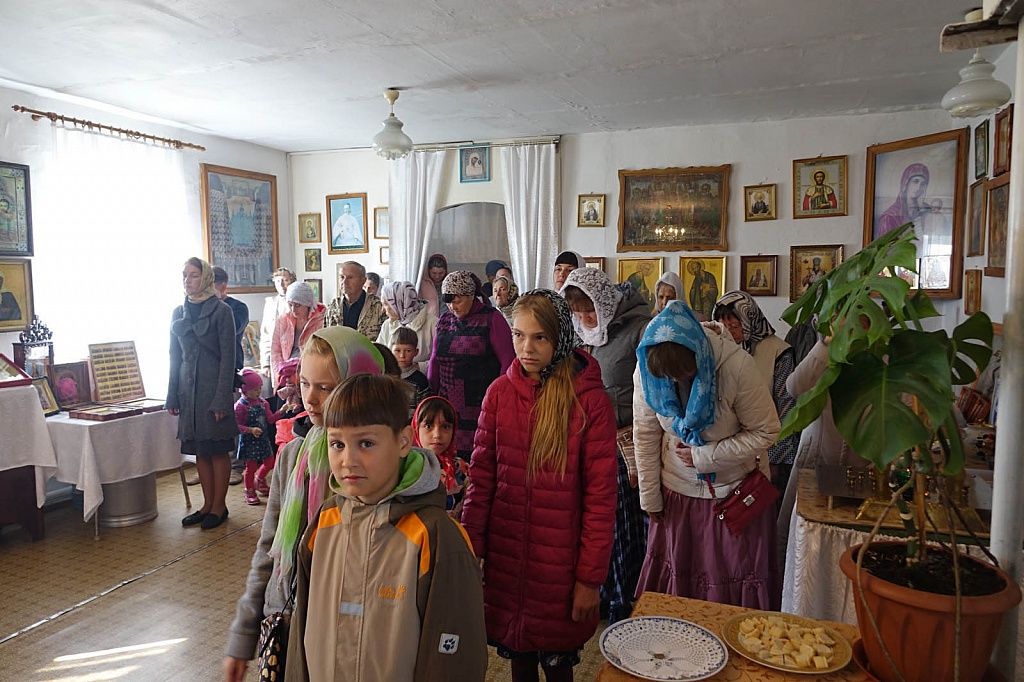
left=411, top=135, right=560, bottom=153
left=11, top=105, right=207, bottom=151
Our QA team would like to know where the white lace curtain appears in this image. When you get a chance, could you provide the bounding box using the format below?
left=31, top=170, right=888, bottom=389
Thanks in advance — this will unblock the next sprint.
left=33, top=127, right=191, bottom=393
left=500, top=143, right=558, bottom=290
left=389, top=149, right=450, bottom=285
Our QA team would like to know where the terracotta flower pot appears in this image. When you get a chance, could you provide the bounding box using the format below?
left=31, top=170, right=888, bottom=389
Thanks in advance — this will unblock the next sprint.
left=839, top=541, right=1021, bottom=682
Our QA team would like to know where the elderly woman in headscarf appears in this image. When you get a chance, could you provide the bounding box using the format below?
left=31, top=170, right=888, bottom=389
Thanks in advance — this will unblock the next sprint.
left=168, top=257, right=239, bottom=530
left=376, top=280, right=438, bottom=372
left=712, top=291, right=799, bottom=494
left=224, top=328, right=384, bottom=680
left=560, top=267, right=651, bottom=624
left=491, top=274, right=520, bottom=325
left=632, top=301, right=781, bottom=609
left=428, top=270, right=515, bottom=462
left=653, top=271, right=684, bottom=313
left=270, top=281, right=326, bottom=388
left=419, top=253, right=448, bottom=317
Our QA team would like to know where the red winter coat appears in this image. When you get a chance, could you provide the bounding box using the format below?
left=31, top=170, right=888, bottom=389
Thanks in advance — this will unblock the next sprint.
left=461, top=350, right=617, bottom=652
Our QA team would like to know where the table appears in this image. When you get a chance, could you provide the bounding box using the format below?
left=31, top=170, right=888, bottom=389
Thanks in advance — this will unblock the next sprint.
left=42, top=410, right=183, bottom=523
left=0, top=385, right=59, bottom=502
left=595, top=592, right=868, bottom=681
left=0, top=385, right=60, bottom=539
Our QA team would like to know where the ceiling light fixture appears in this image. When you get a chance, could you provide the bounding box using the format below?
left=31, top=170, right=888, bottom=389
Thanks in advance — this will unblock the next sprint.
left=941, top=49, right=1011, bottom=118
left=371, top=88, right=413, bottom=160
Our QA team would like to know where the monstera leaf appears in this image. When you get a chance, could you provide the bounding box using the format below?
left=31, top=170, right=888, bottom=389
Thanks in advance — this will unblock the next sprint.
left=829, top=330, right=952, bottom=471
left=779, top=222, right=993, bottom=476
left=948, top=311, right=994, bottom=386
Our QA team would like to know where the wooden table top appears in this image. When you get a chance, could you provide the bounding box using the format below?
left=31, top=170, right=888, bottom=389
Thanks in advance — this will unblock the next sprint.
left=594, top=592, right=868, bottom=681
left=795, top=468, right=990, bottom=540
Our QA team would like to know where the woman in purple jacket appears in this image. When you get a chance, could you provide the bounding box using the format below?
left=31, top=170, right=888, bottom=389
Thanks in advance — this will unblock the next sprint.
left=428, top=270, right=515, bottom=462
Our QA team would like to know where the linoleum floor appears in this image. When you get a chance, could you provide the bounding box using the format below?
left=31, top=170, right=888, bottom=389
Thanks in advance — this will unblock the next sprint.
left=0, top=469, right=605, bottom=681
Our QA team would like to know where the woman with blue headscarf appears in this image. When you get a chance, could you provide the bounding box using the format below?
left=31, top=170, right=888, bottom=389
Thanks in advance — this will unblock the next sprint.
left=631, top=300, right=781, bottom=609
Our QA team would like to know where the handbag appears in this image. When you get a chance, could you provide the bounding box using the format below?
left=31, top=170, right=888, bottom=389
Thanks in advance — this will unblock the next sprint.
left=256, top=568, right=297, bottom=680
left=256, top=610, right=290, bottom=680
left=707, top=457, right=779, bottom=537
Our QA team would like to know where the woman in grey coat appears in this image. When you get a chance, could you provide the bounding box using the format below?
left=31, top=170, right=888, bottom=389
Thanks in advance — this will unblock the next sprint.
left=561, top=267, right=651, bottom=624
left=167, top=257, right=239, bottom=530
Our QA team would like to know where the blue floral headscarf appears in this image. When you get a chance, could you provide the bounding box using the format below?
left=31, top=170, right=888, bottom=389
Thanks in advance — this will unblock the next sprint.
left=636, top=300, right=716, bottom=445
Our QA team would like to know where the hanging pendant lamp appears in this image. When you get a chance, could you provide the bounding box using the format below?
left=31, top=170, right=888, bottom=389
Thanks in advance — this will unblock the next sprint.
left=371, top=88, right=413, bottom=160
left=941, top=49, right=1011, bottom=118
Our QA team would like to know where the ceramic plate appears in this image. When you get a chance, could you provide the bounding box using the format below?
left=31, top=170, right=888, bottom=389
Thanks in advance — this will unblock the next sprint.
left=600, top=616, right=729, bottom=681
left=720, top=611, right=852, bottom=675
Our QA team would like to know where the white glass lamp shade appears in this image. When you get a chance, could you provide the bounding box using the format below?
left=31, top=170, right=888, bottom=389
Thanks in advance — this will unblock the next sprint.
left=941, top=52, right=1011, bottom=118
left=372, top=114, right=413, bottom=160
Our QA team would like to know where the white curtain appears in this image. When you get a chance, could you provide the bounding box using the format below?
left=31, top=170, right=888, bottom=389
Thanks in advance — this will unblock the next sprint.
left=500, top=143, right=558, bottom=290
left=33, top=127, right=191, bottom=395
left=389, top=149, right=451, bottom=285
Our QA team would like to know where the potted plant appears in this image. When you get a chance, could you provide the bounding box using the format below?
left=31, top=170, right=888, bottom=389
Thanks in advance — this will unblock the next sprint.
left=779, top=222, right=1021, bottom=682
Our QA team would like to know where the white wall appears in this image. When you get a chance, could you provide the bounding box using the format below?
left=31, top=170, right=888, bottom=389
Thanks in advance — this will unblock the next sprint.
left=559, top=108, right=985, bottom=335
left=289, top=149, right=390, bottom=304
left=290, top=106, right=1004, bottom=338
left=0, top=85, right=289, bottom=389
left=288, top=148, right=506, bottom=304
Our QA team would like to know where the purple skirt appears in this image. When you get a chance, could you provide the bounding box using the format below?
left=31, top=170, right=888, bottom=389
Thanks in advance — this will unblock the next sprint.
left=635, top=487, right=780, bottom=610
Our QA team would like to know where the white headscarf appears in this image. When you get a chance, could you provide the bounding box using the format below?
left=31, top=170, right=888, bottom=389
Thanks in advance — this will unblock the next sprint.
left=380, top=281, right=426, bottom=325
left=654, top=271, right=685, bottom=312
left=562, top=267, right=624, bottom=347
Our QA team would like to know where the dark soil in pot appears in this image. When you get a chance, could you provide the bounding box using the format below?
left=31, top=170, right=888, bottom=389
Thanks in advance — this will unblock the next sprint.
left=856, top=544, right=1006, bottom=596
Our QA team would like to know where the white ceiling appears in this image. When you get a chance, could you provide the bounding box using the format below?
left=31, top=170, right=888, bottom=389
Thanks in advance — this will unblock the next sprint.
left=0, top=0, right=1001, bottom=152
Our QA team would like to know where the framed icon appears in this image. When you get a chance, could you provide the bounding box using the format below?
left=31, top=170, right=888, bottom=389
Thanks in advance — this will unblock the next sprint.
left=864, top=128, right=968, bottom=298
left=578, top=194, right=606, bottom=227
left=739, top=255, right=777, bottom=297
left=374, top=206, right=389, bottom=239
left=793, top=155, right=847, bottom=218
left=200, top=164, right=279, bottom=293
left=791, top=245, right=844, bottom=303
left=460, top=146, right=490, bottom=183
left=743, top=184, right=777, bottom=221
left=618, top=165, right=730, bottom=252
left=678, top=256, right=727, bottom=320
left=298, top=213, right=321, bottom=243
left=326, top=193, right=368, bottom=255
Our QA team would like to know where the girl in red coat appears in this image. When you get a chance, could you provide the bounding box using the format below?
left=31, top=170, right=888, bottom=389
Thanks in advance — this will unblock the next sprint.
left=461, top=289, right=618, bottom=682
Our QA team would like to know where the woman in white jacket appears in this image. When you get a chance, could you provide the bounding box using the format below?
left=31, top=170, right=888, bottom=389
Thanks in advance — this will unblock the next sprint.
left=376, top=281, right=437, bottom=372
left=632, top=300, right=781, bottom=610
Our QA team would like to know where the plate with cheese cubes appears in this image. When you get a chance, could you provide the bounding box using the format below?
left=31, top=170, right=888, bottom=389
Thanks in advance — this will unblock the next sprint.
left=720, top=611, right=852, bottom=674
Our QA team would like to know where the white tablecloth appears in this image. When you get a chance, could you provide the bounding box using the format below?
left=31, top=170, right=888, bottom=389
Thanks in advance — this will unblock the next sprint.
left=781, top=512, right=901, bottom=624
left=43, top=410, right=183, bottom=521
left=0, top=385, right=59, bottom=505
left=781, top=499, right=1019, bottom=624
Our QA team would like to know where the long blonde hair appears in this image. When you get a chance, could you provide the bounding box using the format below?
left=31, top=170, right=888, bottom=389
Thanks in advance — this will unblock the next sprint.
left=512, top=295, right=586, bottom=478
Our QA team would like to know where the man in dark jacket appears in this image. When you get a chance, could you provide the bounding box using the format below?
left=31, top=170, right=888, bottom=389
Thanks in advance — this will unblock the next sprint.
left=211, top=266, right=249, bottom=486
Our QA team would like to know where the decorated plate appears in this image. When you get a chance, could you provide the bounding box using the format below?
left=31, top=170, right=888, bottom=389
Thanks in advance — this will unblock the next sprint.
left=721, top=611, right=852, bottom=675
left=600, top=616, right=729, bottom=681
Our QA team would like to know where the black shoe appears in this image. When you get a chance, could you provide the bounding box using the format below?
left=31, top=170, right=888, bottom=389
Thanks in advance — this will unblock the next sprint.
left=181, top=510, right=207, bottom=527
left=201, top=509, right=229, bottom=530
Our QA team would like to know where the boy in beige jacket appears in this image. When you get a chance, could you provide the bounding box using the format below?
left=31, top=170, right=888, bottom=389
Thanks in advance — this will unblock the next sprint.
left=286, top=374, right=487, bottom=682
